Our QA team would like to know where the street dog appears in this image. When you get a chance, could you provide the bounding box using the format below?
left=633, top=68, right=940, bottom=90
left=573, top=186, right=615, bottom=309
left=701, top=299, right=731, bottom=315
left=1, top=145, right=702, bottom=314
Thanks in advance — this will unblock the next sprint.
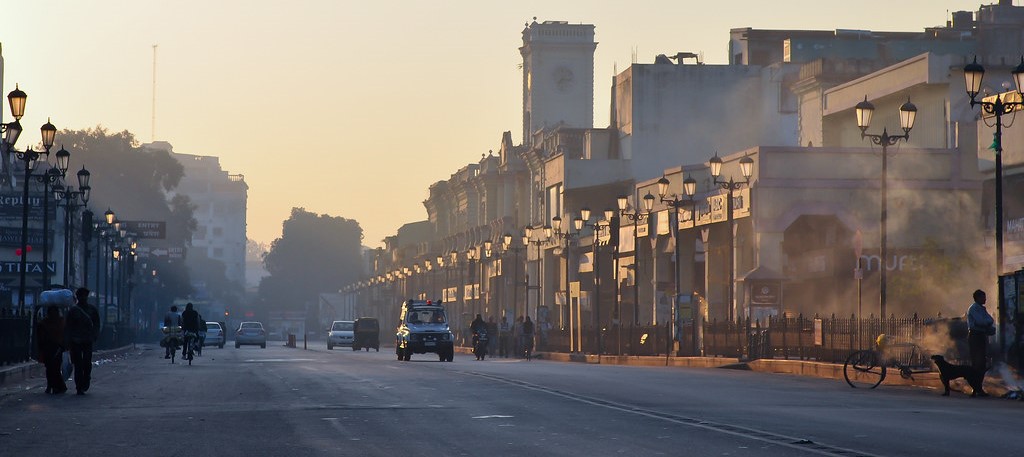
left=930, top=355, right=987, bottom=397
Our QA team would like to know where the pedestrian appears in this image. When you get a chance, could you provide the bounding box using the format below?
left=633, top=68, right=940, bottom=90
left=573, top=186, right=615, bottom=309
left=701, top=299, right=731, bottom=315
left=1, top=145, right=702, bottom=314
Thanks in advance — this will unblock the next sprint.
left=486, top=316, right=498, bottom=355
left=513, top=316, right=524, bottom=358
left=65, top=288, right=100, bottom=395
left=498, top=316, right=511, bottom=358
left=966, top=289, right=995, bottom=373
left=36, top=305, right=67, bottom=394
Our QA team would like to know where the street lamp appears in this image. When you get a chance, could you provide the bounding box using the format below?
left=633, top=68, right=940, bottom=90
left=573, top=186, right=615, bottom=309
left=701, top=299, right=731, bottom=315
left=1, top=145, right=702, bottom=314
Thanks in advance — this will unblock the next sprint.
left=551, top=214, right=584, bottom=352
left=1, top=85, right=59, bottom=310
left=963, top=56, right=1024, bottom=352
left=523, top=225, right=548, bottom=322
left=657, top=174, right=698, bottom=356
left=709, top=153, right=754, bottom=322
left=618, top=191, right=654, bottom=355
left=502, top=231, right=526, bottom=325
left=52, top=173, right=91, bottom=286
left=578, top=207, right=615, bottom=356
left=38, top=149, right=72, bottom=290
left=856, top=95, right=917, bottom=319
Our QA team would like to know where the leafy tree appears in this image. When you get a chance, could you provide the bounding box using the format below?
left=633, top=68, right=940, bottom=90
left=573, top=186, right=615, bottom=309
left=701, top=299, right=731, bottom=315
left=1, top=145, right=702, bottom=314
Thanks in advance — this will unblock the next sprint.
left=186, top=251, right=243, bottom=308
left=56, top=126, right=195, bottom=303
left=258, top=208, right=364, bottom=312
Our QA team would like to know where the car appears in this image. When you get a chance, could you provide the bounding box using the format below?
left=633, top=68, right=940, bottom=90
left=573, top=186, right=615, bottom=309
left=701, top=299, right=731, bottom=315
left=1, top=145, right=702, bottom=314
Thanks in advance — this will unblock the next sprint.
left=235, top=321, right=267, bottom=348
left=327, top=320, right=354, bottom=350
left=395, top=300, right=454, bottom=362
left=204, top=322, right=225, bottom=348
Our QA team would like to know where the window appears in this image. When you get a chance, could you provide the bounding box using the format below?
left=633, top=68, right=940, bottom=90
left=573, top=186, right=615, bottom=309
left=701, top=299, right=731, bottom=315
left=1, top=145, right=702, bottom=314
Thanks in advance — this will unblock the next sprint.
left=546, top=184, right=563, bottom=223
left=212, top=248, right=224, bottom=258
left=213, top=227, right=223, bottom=237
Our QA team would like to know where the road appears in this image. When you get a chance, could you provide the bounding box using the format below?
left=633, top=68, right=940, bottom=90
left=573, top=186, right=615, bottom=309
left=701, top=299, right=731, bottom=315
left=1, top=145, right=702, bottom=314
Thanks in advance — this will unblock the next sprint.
left=0, top=343, right=1019, bottom=457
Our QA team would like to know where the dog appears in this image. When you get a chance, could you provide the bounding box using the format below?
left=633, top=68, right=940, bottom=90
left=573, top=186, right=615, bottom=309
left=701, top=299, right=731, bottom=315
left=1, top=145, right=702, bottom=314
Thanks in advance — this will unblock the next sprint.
left=931, top=355, right=988, bottom=397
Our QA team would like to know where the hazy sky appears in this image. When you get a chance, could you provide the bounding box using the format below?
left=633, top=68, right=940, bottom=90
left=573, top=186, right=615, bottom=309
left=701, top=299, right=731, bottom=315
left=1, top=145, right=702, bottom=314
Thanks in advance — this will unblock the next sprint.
left=0, top=0, right=986, bottom=247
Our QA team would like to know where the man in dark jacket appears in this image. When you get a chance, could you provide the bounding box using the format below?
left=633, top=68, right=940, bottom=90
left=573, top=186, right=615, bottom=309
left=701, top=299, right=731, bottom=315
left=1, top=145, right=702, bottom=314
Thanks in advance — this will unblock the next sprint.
left=65, top=288, right=100, bottom=395
left=181, top=303, right=200, bottom=358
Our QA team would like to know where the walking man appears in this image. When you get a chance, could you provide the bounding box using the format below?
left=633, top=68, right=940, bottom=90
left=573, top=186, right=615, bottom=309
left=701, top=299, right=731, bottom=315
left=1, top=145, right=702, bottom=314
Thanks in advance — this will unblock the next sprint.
left=65, top=288, right=100, bottom=395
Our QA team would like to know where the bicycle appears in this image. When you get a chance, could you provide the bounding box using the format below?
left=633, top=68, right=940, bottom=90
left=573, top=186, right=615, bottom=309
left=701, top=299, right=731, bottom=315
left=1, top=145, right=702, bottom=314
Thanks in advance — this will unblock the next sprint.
left=183, top=330, right=199, bottom=365
left=162, top=326, right=183, bottom=364
left=843, top=334, right=933, bottom=388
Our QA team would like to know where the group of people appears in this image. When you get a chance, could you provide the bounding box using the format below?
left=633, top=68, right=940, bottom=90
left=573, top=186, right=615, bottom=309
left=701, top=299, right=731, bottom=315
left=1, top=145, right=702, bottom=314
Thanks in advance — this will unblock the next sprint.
left=35, top=287, right=100, bottom=396
left=469, top=314, right=535, bottom=358
left=162, top=302, right=208, bottom=359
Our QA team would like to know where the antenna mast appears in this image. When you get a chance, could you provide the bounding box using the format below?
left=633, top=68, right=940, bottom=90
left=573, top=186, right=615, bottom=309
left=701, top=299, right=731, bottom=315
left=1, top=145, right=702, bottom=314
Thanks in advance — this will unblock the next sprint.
left=152, top=44, right=158, bottom=142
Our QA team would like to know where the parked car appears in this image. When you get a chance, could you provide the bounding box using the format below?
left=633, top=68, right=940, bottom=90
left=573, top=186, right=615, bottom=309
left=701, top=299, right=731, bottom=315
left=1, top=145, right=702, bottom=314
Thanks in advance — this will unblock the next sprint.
left=235, top=321, right=267, bottom=348
left=204, top=322, right=225, bottom=348
left=352, top=317, right=380, bottom=351
left=327, top=320, right=355, bottom=350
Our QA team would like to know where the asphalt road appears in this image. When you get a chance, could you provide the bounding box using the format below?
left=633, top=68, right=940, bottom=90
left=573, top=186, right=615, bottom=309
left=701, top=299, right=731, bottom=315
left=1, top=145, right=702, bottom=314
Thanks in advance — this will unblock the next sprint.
left=0, top=343, right=1019, bottom=457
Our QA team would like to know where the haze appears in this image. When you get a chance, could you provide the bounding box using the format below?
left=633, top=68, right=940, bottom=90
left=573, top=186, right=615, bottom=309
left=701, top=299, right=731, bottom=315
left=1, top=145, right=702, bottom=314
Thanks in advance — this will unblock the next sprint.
left=0, top=0, right=981, bottom=246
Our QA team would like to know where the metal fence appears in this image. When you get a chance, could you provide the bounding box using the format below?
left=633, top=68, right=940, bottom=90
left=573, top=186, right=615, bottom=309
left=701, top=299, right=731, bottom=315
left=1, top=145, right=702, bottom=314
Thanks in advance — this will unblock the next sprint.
left=0, top=309, right=135, bottom=367
left=539, top=313, right=969, bottom=365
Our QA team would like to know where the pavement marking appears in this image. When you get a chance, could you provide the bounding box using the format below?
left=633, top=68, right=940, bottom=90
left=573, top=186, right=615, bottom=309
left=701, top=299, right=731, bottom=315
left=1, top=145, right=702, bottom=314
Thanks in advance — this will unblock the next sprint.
left=243, top=358, right=316, bottom=363
left=461, top=371, right=885, bottom=457
left=472, top=415, right=514, bottom=419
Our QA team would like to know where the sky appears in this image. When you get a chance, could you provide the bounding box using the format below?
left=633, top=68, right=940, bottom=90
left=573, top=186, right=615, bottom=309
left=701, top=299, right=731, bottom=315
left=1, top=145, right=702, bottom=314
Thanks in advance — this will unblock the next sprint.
left=0, top=0, right=988, bottom=248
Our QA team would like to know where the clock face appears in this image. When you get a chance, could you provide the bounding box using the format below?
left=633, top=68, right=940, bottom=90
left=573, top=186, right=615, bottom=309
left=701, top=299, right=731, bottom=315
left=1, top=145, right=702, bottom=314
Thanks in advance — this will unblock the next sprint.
left=553, top=66, right=574, bottom=92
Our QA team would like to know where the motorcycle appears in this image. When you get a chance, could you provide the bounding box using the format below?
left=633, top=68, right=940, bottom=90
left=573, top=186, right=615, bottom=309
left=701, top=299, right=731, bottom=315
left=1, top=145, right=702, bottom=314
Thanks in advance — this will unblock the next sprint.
left=473, top=329, right=489, bottom=361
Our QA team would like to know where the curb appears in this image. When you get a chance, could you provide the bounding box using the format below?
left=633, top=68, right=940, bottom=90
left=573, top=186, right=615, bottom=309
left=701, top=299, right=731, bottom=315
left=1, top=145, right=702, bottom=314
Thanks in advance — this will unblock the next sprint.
left=0, top=345, right=134, bottom=388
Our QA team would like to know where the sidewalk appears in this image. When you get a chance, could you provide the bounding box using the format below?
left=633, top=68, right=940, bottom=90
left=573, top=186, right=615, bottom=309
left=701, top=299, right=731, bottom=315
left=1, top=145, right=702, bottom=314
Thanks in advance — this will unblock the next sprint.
left=0, top=346, right=134, bottom=388
left=459, top=346, right=1020, bottom=398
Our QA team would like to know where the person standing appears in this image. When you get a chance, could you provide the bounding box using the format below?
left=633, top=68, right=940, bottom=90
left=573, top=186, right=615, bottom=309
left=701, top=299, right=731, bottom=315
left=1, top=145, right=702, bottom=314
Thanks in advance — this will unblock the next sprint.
left=498, top=316, right=511, bottom=358
left=36, top=305, right=67, bottom=394
left=967, top=289, right=995, bottom=373
left=65, top=288, right=100, bottom=395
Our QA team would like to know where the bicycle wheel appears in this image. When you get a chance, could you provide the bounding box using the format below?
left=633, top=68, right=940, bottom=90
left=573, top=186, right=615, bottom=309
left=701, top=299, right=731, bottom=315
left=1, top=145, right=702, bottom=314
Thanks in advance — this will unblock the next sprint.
left=844, top=350, right=886, bottom=388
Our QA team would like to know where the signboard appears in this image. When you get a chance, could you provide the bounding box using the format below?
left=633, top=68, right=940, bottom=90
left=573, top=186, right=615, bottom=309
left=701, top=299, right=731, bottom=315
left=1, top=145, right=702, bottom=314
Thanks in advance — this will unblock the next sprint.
left=813, top=318, right=823, bottom=346
left=119, top=221, right=166, bottom=239
left=0, top=192, right=56, bottom=219
left=0, top=261, right=56, bottom=274
left=750, top=280, right=781, bottom=306
left=136, top=246, right=184, bottom=259
left=0, top=227, right=52, bottom=247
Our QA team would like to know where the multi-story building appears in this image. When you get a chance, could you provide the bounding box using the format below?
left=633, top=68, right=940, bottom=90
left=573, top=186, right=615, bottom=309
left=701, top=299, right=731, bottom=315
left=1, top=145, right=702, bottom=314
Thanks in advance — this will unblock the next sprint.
left=144, top=142, right=248, bottom=291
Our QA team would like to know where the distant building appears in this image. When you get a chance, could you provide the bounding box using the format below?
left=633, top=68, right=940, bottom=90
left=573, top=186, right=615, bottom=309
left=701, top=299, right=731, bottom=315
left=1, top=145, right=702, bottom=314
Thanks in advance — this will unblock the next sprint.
left=143, top=142, right=248, bottom=288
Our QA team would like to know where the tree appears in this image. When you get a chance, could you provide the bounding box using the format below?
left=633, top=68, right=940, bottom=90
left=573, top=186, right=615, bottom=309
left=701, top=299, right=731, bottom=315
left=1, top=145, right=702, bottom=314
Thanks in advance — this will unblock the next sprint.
left=56, top=126, right=195, bottom=302
left=258, top=208, right=364, bottom=312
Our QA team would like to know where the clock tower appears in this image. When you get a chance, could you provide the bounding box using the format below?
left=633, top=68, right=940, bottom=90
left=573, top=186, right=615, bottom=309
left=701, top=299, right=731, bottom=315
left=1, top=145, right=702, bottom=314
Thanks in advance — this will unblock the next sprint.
left=520, top=20, right=596, bottom=145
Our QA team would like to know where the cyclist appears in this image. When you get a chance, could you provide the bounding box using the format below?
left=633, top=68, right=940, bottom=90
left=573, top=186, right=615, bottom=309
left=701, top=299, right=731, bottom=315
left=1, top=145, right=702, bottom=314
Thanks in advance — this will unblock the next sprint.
left=180, top=303, right=200, bottom=359
left=521, top=315, right=535, bottom=360
left=162, top=305, right=182, bottom=359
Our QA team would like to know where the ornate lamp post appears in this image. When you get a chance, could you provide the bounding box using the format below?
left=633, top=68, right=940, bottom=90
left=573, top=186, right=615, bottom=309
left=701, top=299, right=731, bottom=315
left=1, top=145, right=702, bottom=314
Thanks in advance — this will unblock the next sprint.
left=617, top=191, right=654, bottom=355
left=550, top=214, right=584, bottom=351
left=577, top=207, right=615, bottom=356
left=524, top=225, right=549, bottom=321
left=855, top=95, right=917, bottom=319
left=657, top=174, right=698, bottom=355
left=502, top=231, right=526, bottom=324
left=52, top=166, right=91, bottom=286
left=963, top=56, right=1024, bottom=354
left=709, top=153, right=754, bottom=322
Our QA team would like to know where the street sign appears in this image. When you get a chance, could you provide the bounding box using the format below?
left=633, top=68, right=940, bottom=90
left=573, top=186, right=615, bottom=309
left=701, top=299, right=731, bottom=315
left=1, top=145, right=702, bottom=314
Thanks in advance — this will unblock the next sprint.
left=119, top=220, right=166, bottom=239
